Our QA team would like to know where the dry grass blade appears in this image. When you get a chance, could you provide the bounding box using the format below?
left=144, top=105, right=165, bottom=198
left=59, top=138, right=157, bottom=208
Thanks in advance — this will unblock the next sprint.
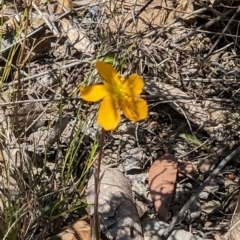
left=224, top=189, right=240, bottom=240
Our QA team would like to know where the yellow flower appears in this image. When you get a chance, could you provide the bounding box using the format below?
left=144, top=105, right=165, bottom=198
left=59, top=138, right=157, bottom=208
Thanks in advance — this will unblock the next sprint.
left=80, top=61, right=148, bottom=131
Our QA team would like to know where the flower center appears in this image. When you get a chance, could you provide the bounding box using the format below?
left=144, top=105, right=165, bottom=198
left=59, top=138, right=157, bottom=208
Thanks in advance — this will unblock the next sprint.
left=110, top=76, right=127, bottom=102
left=105, top=75, right=129, bottom=109
left=115, top=84, right=126, bottom=99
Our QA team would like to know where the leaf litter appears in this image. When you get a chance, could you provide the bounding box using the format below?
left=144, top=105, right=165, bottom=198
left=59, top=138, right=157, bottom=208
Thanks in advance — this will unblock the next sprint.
left=0, top=0, right=240, bottom=239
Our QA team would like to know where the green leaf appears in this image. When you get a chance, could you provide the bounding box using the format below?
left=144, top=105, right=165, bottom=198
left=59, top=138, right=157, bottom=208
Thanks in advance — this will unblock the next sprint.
left=179, top=133, right=204, bottom=148
left=102, top=55, right=115, bottom=64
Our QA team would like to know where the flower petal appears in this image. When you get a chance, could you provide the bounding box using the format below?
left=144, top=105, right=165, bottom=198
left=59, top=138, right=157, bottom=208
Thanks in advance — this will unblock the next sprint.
left=80, top=84, right=109, bottom=102
left=97, top=96, right=120, bottom=131
left=121, top=97, right=148, bottom=122
left=96, top=61, right=119, bottom=85
left=123, top=74, right=144, bottom=96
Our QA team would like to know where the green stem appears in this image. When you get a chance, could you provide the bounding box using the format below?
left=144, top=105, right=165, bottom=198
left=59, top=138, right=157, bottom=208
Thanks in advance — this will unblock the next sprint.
left=93, top=128, right=105, bottom=240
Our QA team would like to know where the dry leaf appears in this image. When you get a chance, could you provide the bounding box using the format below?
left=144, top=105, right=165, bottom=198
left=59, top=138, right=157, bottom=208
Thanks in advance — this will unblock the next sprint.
left=57, top=0, right=73, bottom=13
left=199, top=158, right=217, bottom=174
left=60, top=18, right=94, bottom=54
left=145, top=80, right=210, bottom=132
left=6, top=99, right=46, bottom=136
left=27, top=117, right=69, bottom=150
left=73, top=0, right=100, bottom=6
left=31, top=13, right=45, bottom=29
left=178, top=162, right=198, bottom=178
left=46, top=219, right=91, bottom=240
left=0, top=16, right=20, bottom=34
left=148, top=153, right=178, bottom=221
left=228, top=190, right=240, bottom=240
left=106, top=0, right=173, bottom=36
left=170, top=0, right=195, bottom=23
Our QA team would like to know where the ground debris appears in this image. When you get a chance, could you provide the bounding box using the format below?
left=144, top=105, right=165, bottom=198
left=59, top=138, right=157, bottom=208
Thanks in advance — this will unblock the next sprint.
left=0, top=0, right=240, bottom=239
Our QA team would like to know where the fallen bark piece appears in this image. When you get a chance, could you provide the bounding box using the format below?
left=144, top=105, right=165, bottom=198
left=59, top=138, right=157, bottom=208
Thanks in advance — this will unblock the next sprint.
left=148, top=154, right=178, bottom=221
left=87, top=166, right=144, bottom=240
left=142, top=218, right=203, bottom=240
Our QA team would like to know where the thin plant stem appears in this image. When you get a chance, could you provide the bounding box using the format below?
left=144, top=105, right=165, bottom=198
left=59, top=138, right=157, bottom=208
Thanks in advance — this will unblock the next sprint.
left=93, top=128, right=105, bottom=240
left=14, top=0, right=32, bottom=142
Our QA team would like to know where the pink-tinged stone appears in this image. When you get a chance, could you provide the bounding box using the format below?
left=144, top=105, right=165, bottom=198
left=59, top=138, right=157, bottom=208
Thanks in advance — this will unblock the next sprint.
left=148, top=153, right=178, bottom=221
